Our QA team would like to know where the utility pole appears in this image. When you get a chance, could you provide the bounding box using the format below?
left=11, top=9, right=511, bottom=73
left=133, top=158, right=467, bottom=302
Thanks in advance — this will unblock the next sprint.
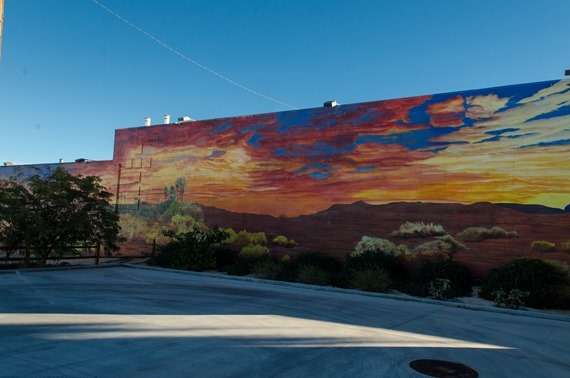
left=0, top=0, right=4, bottom=62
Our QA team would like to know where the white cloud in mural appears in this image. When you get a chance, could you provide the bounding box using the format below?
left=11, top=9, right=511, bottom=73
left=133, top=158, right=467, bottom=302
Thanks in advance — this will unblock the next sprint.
left=518, top=80, right=570, bottom=104
left=465, top=94, right=510, bottom=120
left=416, top=80, right=570, bottom=208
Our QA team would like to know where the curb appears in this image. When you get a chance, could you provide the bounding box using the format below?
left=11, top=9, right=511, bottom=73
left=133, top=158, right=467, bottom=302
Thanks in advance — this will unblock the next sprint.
left=122, top=263, right=570, bottom=323
left=0, top=261, right=125, bottom=274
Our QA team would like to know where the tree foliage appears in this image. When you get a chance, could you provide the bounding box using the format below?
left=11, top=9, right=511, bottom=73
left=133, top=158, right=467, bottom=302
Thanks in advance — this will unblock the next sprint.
left=0, top=167, right=121, bottom=265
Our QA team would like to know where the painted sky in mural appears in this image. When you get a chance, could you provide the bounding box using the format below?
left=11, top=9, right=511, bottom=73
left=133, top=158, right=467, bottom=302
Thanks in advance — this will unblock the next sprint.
left=109, top=79, right=570, bottom=217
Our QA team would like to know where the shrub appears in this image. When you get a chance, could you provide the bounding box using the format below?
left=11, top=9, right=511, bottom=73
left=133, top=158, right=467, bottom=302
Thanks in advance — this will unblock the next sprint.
left=239, top=244, right=270, bottom=258
left=222, top=228, right=238, bottom=245
left=148, top=226, right=229, bottom=271
left=225, top=255, right=272, bottom=276
left=251, top=259, right=282, bottom=280
left=480, top=257, right=570, bottom=309
left=531, top=240, right=556, bottom=252
left=278, top=252, right=345, bottom=286
left=234, top=231, right=267, bottom=247
left=561, top=241, right=570, bottom=252
left=407, top=259, right=473, bottom=298
left=427, top=278, right=451, bottom=300
left=159, top=200, right=204, bottom=223
left=353, top=236, right=410, bottom=258
left=412, top=235, right=466, bottom=258
left=350, top=268, right=392, bottom=292
left=346, top=250, right=405, bottom=285
left=296, top=265, right=330, bottom=286
left=214, top=247, right=238, bottom=270
left=492, top=289, right=529, bottom=309
left=391, top=221, right=446, bottom=238
left=458, top=226, right=518, bottom=242
left=272, top=235, right=299, bottom=248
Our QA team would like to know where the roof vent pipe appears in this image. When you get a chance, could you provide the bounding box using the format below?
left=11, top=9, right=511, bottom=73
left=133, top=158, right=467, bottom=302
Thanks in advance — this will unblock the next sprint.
left=144, top=117, right=151, bottom=126
left=164, top=114, right=170, bottom=124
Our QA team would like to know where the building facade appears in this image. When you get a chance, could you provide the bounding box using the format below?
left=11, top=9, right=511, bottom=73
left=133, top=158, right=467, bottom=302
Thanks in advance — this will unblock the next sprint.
left=3, top=79, right=570, bottom=275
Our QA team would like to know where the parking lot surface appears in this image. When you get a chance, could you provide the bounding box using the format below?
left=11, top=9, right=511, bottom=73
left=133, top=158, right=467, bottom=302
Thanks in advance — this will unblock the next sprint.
left=1, top=266, right=569, bottom=377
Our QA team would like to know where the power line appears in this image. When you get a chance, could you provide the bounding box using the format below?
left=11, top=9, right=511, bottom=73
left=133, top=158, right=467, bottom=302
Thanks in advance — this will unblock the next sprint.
left=90, top=0, right=297, bottom=110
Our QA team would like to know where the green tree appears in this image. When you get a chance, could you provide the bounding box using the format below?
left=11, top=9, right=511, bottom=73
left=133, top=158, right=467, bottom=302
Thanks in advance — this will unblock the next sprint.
left=0, top=167, right=122, bottom=266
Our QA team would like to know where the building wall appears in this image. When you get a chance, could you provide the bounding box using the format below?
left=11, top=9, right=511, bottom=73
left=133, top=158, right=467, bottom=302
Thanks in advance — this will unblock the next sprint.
left=3, top=79, right=570, bottom=273
left=114, top=79, right=570, bottom=215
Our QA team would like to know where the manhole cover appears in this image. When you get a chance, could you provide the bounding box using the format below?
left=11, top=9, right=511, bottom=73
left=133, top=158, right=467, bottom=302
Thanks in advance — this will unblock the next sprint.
left=409, top=359, right=478, bottom=378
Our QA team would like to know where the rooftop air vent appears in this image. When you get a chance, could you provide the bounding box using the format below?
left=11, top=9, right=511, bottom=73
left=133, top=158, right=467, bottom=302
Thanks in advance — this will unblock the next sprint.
left=324, top=100, right=338, bottom=107
left=178, top=116, right=195, bottom=122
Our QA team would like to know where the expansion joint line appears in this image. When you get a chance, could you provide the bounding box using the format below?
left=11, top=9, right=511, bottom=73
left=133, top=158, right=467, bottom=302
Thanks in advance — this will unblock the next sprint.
left=90, top=0, right=297, bottom=110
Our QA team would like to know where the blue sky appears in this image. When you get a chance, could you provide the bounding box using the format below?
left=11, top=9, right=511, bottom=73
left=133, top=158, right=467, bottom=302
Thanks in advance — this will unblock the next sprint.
left=1, top=0, right=569, bottom=164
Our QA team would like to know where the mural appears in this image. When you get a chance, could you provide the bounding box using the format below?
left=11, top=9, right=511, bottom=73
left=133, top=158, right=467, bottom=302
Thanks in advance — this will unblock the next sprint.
left=2, top=79, right=570, bottom=274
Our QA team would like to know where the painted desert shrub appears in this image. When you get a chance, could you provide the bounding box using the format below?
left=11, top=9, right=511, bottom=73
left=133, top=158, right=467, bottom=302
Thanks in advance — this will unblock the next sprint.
left=391, top=221, right=446, bottom=238
left=354, top=236, right=411, bottom=258
left=234, top=230, right=267, bottom=247
left=272, top=235, right=299, bottom=248
left=531, top=240, right=556, bottom=252
left=412, top=235, right=467, bottom=259
left=458, top=226, right=517, bottom=242
left=239, top=244, right=270, bottom=258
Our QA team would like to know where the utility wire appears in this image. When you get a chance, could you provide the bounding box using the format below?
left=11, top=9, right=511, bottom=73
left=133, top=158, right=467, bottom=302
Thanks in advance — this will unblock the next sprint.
left=90, top=0, right=297, bottom=110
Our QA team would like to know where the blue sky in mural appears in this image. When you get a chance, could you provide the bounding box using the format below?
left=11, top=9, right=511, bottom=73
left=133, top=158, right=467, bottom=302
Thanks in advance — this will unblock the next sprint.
left=1, top=0, right=570, bottom=165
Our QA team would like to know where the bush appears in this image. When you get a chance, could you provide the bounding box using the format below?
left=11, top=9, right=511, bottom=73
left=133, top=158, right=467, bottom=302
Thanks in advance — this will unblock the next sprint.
left=391, top=221, right=446, bottom=238
left=561, top=241, right=570, bottom=251
left=428, top=278, right=451, bottom=300
left=222, top=228, right=238, bottom=245
left=480, top=257, right=570, bottom=309
left=148, top=226, right=229, bottom=271
left=214, top=247, right=238, bottom=270
left=531, top=240, right=556, bottom=252
left=251, top=259, right=282, bottom=280
left=234, top=230, right=267, bottom=247
left=272, top=235, right=299, bottom=248
left=407, top=259, right=473, bottom=299
left=350, top=268, right=392, bottom=292
left=492, top=289, right=529, bottom=309
left=296, top=265, right=330, bottom=286
left=240, top=244, right=270, bottom=258
left=412, top=235, right=466, bottom=258
left=225, top=254, right=272, bottom=276
left=458, top=226, right=517, bottom=242
left=278, top=252, right=345, bottom=286
left=346, top=250, right=405, bottom=285
left=353, top=236, right=410, bottom=258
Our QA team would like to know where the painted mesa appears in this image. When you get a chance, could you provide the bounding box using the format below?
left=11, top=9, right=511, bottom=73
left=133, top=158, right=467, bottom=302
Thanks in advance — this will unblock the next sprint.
left=2, top=79, right=570, bottom=276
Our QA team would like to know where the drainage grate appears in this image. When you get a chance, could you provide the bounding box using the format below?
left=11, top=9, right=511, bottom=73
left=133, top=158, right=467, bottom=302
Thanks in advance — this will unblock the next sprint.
left=409, top=359, right=479, bottom=378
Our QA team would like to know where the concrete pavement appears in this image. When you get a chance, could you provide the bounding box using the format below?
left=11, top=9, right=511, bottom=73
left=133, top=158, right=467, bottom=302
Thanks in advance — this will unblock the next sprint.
left=0, top=265, right=569, bottom=377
